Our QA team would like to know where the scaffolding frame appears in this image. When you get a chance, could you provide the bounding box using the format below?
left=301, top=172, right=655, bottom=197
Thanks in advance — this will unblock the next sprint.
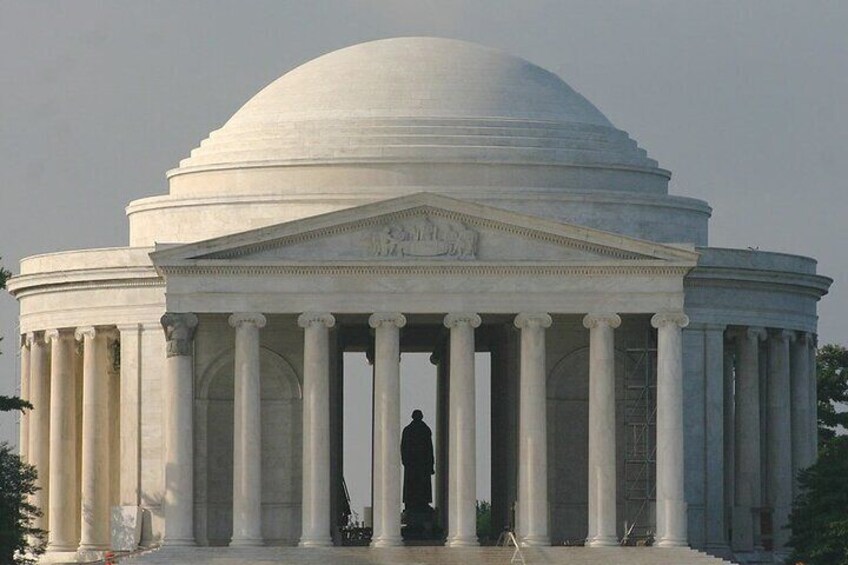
left=622, top=329, right=658, bottom=545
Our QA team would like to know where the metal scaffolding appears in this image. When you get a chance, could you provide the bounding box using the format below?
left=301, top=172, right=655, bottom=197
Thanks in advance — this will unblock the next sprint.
left=622, top=330, right=658, bottom=545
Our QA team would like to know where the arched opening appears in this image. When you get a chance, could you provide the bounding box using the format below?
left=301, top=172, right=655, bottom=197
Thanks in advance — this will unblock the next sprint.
left=197, top=347, right=302, bottom=546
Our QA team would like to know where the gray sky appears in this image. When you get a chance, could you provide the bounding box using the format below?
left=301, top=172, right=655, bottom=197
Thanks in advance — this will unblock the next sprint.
left=1, top=1, right=846, bottom=512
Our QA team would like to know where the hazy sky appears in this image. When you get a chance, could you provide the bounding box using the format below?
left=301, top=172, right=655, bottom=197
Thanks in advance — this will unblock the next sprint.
left=1, top=1, right=846, bottom=512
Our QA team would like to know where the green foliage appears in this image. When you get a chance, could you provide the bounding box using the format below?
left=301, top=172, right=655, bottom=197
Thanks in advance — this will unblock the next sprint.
left=476, top=500, right=492, bottom=541
left=0, top=443, right=46, bottom=564
left=817, top=343, right=848, bottom=444
left=788, top=435, right=848, bottom=565
left=0, top=397, right=32, bottom=413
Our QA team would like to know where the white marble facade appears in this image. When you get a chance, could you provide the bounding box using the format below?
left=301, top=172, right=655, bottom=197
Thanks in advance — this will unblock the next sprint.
left=8, top=38, right=831, bottom=562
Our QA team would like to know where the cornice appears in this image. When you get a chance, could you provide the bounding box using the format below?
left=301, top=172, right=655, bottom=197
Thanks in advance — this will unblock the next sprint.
left=10, top=278, right=165, bottom=299
left=156, top=263, right=693, bottom=278
left=686, top=266, right=831, bottom=297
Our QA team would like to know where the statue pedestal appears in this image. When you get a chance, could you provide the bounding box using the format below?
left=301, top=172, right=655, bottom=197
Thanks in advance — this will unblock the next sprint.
left=402, top=505, right=437, bottom=541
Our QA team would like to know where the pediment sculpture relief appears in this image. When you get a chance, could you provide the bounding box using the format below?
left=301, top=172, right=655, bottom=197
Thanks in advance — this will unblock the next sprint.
left=371, top=216, right=477, bottom=259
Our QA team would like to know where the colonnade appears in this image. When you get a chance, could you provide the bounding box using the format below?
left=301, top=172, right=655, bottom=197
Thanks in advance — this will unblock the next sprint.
left=21, top=311, right=809, bottom=555
left=156, top=309, right=689, bottom=549
left=724, top=326, right=817, bottom=554
left=17, top=326, right=119, bottom=556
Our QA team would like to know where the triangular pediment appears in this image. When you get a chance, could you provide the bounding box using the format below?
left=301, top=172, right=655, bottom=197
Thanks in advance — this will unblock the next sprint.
left=151, top=193, right=699, bottom=268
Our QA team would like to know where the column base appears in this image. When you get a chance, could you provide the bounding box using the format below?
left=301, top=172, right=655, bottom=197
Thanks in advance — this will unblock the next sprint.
left=519, top=535, right=550, bottom=547
left=46, top=543, right=79, bottom=553
left=160, top=537, right=197, bottom=547
left=299, top=538, right=333, bottom=548
left=40, top=550, right=81, bottom=564
left=370, top=536, right=403, bottom=547
left=75, top=548, right=107, bottom=563
left=703, top=542, right=734, bottom=560
left=586, top=535, right=619, bottom=547
left=230, top=538, right=265, bottom=547
left=446, top=536, right=478, bottom=547
left=656, top=537, right=688, bottom=548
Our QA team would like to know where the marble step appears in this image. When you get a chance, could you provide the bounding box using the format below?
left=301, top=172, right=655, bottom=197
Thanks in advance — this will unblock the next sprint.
left=121, top=545, right=736, bottom=565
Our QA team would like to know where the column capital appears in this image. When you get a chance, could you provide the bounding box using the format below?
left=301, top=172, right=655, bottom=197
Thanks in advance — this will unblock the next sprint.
left=444, top=313, right=482, bottom=329
left=229, top=312, right=268, bottom=329
left=298, top=312, right=335, bottom=329
left=794, top=331, right=812, bottom=346
left=29, top=331, right=47, bottom=346
left=22, top=332, right=34, bottom=348
left=582, top=313, right=621, bottom=330
left=369, top=312, right=406, bottom=329
left=75, top=326, right=97, bottom=342
left=115, top=322, right=142, bottom=333
left=160, top=313, right=199, bottom=358
left=514, top=312, right=552, bottom=330
left=744, top=326, right=768, bottom=342
left=770, top=328, right=796, bottom=343
left=45, top=328, right=76, bottom=344
left=650, top=312, right=690, bottom=330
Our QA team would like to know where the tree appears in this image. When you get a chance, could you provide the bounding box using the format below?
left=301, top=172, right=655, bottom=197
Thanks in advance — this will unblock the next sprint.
left=817, top=343, right=848, bottom=444
left=0, top=442, right=46, bottom=564
left=787, top=344, right=848, bottom=564
left=0, top=258, right=46, bottom=564
left=788, top=435, right=848, bottom=565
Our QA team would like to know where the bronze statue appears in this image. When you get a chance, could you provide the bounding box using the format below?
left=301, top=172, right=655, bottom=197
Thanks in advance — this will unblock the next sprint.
left=401, top=409, right=434, bottom=510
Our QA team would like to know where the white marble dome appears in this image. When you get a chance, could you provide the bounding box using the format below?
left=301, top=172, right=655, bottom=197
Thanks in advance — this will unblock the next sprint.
left=129, top=37, right=710, bottom=246
left=173, top=37, right=658, bottom=179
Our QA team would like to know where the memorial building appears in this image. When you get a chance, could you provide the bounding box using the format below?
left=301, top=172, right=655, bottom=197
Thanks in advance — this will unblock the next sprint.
left=8, top=38, right=831, bottom=563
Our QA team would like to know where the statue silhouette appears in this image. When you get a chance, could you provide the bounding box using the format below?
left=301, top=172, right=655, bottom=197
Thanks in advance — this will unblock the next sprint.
left=401, top=409, right=434, bottom=510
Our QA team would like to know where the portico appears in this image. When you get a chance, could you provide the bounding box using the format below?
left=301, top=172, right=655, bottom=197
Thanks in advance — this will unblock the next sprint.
left=143, top=192, right=699, bottom=547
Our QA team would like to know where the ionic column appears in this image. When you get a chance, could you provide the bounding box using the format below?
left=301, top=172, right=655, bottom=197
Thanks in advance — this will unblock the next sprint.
left=767, top=330, right=793, bottom=551
left=514, top=312, right=552, bottom=546
left=46, top=329, right=79, bottom=552
left=28, top=332, right=50, bottom=532
left=732, top=326, right=766, bottom=552
left=582, top=313, right=621, bottom=547
left=298, top=312, right=335, bottom=548
left=160, top=313, right=198, bottom=546
left=369, top=312, right=406, bottom=547
left=723, top=336, right=735, bottom=543
left=76, top=326, right=114, bottom=552
left=807, top=336, right=818, bottom=462
left=19, top=335, right=31, bottom=463
left=790, top=332, right=811, bottom=486
left=651, top=312, right=690, bottom=548
left=703, top=324, right=728, bottom=552
left=117, top=323, right=143, bottom=508
left=229, top=313, right=267, bottom=546
left=444, top=313, right=481, bottom=547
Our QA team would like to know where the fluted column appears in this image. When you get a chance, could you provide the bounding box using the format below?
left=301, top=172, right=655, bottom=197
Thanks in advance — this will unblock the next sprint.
left=19, top=335, right=31, bottom=463
left=444, top=313, right=481, bottom=547
left=160, top=313, right=198, bottom=546
left=298, top=312, right=335, bottom=547
left=703, top=324, right=728, bottom=552
left=790, top=332, right=811, bottom=487
left=369, top=312, right=406, bottom=547
left=28, top=332, right=50, bottom=531
left=723, top=336, right=735, bottom=543
left=583, top=313, right=621, bottom=547
left=46, top=329, right=79, bottom=552
left=767, top=329, right=793, bottom=551
left=807, top=336, right=818, bottom=462
left=76, top=326, right=114, bottom=552
left=229, top=313, right=267, bottom=546
left=514, top=312, right=552, bottom=546
left=651, top=312, right=689, bottom=548
left=732, top=326, right=766, bottom=552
